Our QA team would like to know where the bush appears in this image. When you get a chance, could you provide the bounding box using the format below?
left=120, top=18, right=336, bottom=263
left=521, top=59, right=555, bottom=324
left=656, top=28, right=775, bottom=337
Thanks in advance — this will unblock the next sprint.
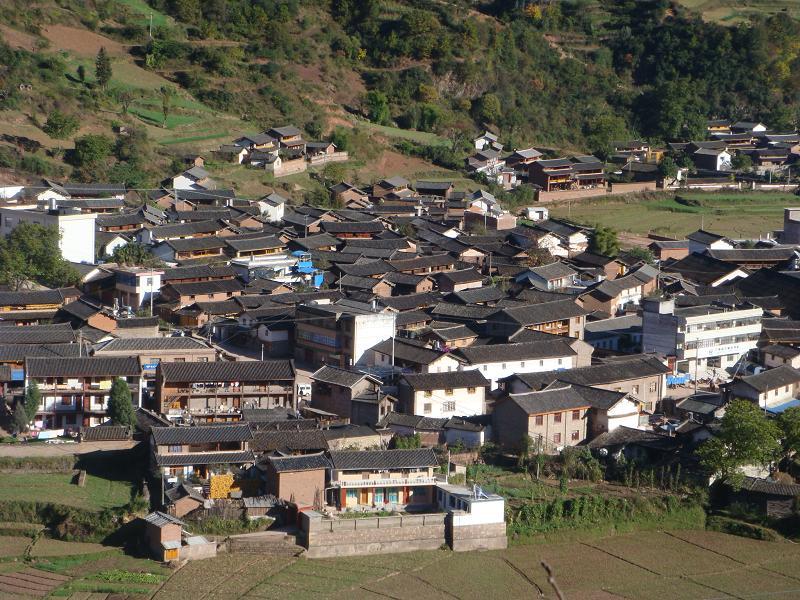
left=706, top=515, right=783, bottom=542
left=42, top=110, right=80, bottom=139
left=0, top=455, right=75, bottom=472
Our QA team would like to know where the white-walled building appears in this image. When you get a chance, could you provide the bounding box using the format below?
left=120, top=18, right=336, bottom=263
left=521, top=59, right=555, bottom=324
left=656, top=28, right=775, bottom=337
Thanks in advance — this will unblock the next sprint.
left=0, top=205, right=97, bottom=263
left=642, top=297, right=762, bottom=378
left=398, top=370, right=490, bottom=418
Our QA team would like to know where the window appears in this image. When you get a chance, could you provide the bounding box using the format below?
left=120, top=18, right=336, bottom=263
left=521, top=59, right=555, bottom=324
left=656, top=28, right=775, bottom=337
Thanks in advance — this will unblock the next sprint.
left=168, top=445, right=182, bottom=453
left=198, top=357, right=208, bottom=362
left=502, top=363, right=507, bottom=369
left=174, top=358, right=185, bottom=362
left=572, top=410, right=580, bottom=420
left=571, top=430, right=580, bottom=441
left=554, top=412, right=562, bottom=423
left=539, top=360, right=544, bottom=366
left=649, top=381, right=657, bottom=393
left=553, top=433, right=561, bottom=444
left=445, top=389, right=453, bottom=396
left=520, top=362, right=525, bottom=368
left=557, top=358, right=562, bottom=365
left=424, top=390, right=432, bottom=398
left=443, top=401, right=455, bottom=412
left=632, top=385, right=639, bottom=395
left=424, top=403, right=432, bottom=414
left=483, top=365, right=488, bottom=372
left=535, top=415, right=543, bottom=426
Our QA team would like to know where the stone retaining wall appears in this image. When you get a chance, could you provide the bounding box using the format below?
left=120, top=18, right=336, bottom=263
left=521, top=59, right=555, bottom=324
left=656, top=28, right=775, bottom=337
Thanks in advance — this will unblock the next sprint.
left=447, top=518, right=507, bottom=552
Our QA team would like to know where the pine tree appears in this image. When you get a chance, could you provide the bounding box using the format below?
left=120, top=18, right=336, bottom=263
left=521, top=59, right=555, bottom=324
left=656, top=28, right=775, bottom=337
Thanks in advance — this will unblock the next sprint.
left=107, top=377, right=136, bottom=428
left=23, top=381, right=40, bottom=425
left=12, top=402, right=28, bottom=434
left=95, top=47, right=112, bottom=90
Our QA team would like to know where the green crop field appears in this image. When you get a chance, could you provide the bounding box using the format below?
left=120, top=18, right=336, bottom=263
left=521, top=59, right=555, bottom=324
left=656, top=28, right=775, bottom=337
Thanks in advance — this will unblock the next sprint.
left=677, top=0, right=800, bottom=22
left=548, top=191, right=799, bottom=238
left=0, top=472, right=134, bottom=511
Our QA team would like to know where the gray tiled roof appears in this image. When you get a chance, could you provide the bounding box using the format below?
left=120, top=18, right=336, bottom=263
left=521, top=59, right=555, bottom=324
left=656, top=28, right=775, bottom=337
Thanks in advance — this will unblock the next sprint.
left=493, top=299, right=586, bottom=325
left=456, top=339, right=576, bottom=364
left=329, top=448, right=438, bottom=470
left=159, top=360, right=295, bottom=383
left=97, top=337, right=211, bottom=352
left=736, top=365, right=800, bottom=393
left=143, top=511, right=184, bottom=527
left=507, top=355, right=668, bottom=389
left=155, top=450, right=255, bottom=467
left=504, top=384, right=592, bottom=414
left=0, top=343, right=82, bottom=361
left=401, top=370, right=489, bottom=391
left=266, top=452, right=329, bottom=472
left=26, top=356, right=140, bottom=378
left=310, top=365, right=373, bottom=388
left=251, top=429, right=327, bottom=452
left=152, top=424, right=253, bottom=445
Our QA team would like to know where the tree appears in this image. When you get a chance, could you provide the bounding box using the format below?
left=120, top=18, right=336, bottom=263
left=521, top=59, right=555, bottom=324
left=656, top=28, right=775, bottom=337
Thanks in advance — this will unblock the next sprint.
left=12, top=402, right=29, bottom=434
left=159, top=85, right=176, bottom=128
left=589, top=226, right=620, bottom=257
left=107, top=377, right=136, bottom=428
left=477, top=92, right=501, bottom=124
left=364, top=90, right=390, bottom=125
left=658, top=155, right=678, bottom=181
left=23, top=381, right=41, bottom=425
left=778, top=406, right=800, bottom=459
left=731, top=153, right=753, bottom=172
left=111, top=241, right=163, bottom=266
left=71, top=134, right=113, bottom=168
left=42, top=110, right=79, bottom=139
left=626, top=246, right=655, bottom=265
left=119, top=90, right=135, bottom=115
left=95, top=47, right=112, bottom=90
left=77, top=64, right=86, bottom=82
left=0, top=223, right=80, bottom=290
left=697, top=399, right=781, bottom=486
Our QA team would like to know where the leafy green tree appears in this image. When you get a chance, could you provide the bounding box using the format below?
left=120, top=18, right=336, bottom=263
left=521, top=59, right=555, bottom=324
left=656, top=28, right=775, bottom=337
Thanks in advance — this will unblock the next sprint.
left=95, top=47, right=112, bottom=90
left=77, top=64, right=86, bottom=82
left=0, top=223, right=80, bottom=290
left=71, top=134, right=113, bottom=168
left=731, top=153, right=753, bottom=172
left=111, top=241, right=163, bottom=266
left=778, top=406, right=800, bottom=459
left=477, top=92, right=501, bottom=124
left=42, top=110, right=79, bottom=139
left=626, top=247, right=655, bottom=264
left=159, top=86, right=177, bottom=128
left=589, top=226, right=619, bottom=257
left=697, top=400, right=781, bottom=487
left=23, top=381, right=41, bottom=425
left=107, top=377, right=136, bottom=428
left=364, top=90, right=390, bottom=125
left=658, top=156, right=678, bottom=181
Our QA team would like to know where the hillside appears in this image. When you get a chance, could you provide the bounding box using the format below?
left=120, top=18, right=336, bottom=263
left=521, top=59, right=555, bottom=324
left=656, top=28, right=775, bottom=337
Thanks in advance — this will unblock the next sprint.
left=0, top=0, right=799, bottom=198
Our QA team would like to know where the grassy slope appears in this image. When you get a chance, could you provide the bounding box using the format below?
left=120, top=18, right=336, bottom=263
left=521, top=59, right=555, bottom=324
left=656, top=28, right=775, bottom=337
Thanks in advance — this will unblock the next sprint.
left=677, top=0, right=800, bottom=22
left=548, top=191, right=797, bottom=238
left=0, top=472, right=134, bottom=511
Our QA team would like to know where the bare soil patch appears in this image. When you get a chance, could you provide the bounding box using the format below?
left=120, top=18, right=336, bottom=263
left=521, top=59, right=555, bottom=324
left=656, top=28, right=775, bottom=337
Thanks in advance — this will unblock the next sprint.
left=358, top=149, right=439, bottom=180
left=42, top=25, right=127, bottom=58
left=0, top=567, right=69, bottom=598
left=0, top=26, right=39, bottom=52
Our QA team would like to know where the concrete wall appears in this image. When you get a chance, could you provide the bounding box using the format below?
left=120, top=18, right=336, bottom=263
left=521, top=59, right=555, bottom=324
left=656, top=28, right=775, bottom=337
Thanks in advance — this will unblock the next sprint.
left=609, top=181, right=659, bottom=194
left=179, top=539, right=217, bottom=561
left=447, top=517, right=507, bottom=552
left=300, top=511, right=446, bottom=558
left=272, top=158, right=307, bottom=177
left=309, top=152, right=349, bottom=167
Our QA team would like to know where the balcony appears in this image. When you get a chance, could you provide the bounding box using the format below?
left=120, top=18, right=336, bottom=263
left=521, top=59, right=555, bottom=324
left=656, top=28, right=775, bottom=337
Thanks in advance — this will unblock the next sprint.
left=333, top=476, right=438, bottom=488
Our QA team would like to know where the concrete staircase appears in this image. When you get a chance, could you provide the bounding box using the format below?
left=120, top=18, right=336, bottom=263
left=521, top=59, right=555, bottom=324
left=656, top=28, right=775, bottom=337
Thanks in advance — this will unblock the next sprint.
left=227, top=530, right=303, bottom=557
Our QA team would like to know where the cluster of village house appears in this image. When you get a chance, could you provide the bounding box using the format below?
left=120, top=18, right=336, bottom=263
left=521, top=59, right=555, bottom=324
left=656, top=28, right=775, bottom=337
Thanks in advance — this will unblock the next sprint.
left=466, top=120, right=800, bottom=197
left=3, top=120, right=800, bottom=560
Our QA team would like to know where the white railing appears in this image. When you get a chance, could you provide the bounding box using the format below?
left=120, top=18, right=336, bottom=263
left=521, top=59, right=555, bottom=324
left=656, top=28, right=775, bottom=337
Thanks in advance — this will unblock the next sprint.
left=333, top=477, right=437, bottom=488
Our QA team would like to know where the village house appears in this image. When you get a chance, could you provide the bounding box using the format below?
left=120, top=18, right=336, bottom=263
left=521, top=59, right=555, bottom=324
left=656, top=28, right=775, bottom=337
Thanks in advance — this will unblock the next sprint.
left=515, top=262, right=578, bottom=291
left=0, top=288, right=82, bottom=325
left=25, top=356, right=142, bottom=430
left=492, top=385, right=591, bottom=452
left=761, top=344, right=800, bottom=370
left=486, top=299, right=587, bottom=339
left=727, top=365, right=800, bottom=413
left=151, top=423, right=254, bottom=479
left=365, top=337, right=462, bottom=375
left=579, top=264, right=658, bottom=316
left=327, top=448, right=439, bottom=510
left=156, top=360, right=296, bottom=422
left=397, top=370, right=490, bottom=418
left=310, top=365, right=394, bottom=425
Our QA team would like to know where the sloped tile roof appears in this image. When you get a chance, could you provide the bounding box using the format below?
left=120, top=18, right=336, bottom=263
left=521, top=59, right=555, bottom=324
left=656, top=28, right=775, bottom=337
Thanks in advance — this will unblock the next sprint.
left=159, top=360, right=294, bottom=383
left=329, top=448, right=438, bottom=470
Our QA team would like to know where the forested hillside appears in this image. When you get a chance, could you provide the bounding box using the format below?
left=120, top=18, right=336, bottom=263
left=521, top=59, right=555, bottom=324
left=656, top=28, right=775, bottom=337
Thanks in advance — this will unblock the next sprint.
left=0, top=0, right=799, bottom=185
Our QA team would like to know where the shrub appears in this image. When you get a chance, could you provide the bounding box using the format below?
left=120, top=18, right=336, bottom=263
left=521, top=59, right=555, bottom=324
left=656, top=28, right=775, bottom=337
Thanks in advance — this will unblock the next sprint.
left=707, top=515, right=783, bottom=542
left=42, top=110, right=80, bottom=139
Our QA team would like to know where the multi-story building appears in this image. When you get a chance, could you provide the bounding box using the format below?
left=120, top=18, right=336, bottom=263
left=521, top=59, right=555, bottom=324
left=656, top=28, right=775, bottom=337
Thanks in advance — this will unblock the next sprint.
left=156, top=360, right=296, bottom=423
left=642, top=298, right=762, bottom=378
left=327, top=448, right=439, bottom=510
left=111, top=267, right=164, bottom=311
left=25, top=356, right=142, bottom=430
left=397, top=370, right=490, bottom=418
left=294, top=300, right=396, bottom=368
left=151, top=423, right=254, bottom=479
left=0, top=204, right=97, bottom=263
